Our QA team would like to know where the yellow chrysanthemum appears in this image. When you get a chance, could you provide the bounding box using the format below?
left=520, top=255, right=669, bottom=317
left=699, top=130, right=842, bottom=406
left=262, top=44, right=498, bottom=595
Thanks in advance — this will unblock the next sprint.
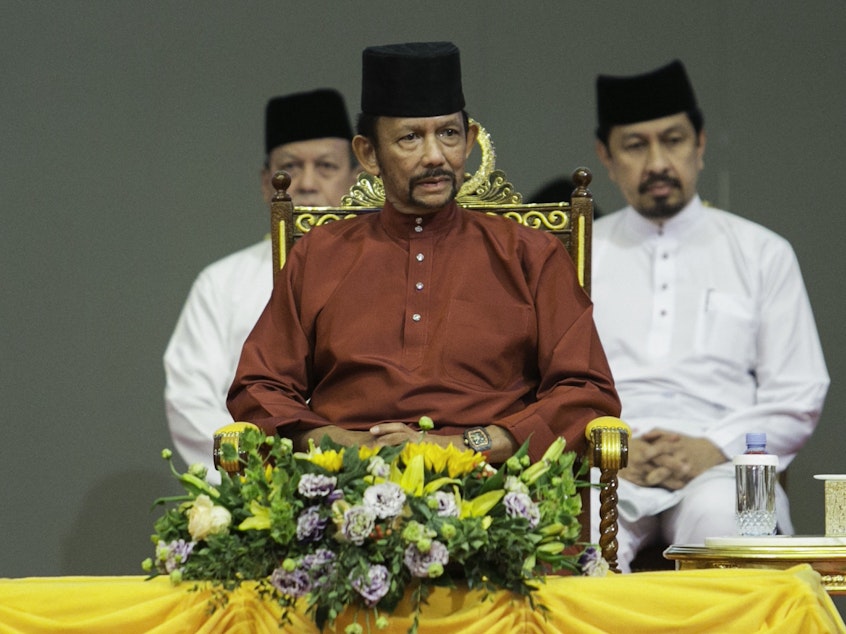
left=295, top=447, right=345, bottom=472
left=400, top=442, right=484, bottom=479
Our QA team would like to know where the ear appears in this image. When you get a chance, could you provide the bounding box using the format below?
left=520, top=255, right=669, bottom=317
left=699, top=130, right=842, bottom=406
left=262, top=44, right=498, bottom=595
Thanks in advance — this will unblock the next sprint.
left=464, top=122, right=478, bottom=159
left=260, top=165, right=273, bottom=205
left=595, top=139, right=616, bottom=183
left=352, top=135, right=380, bottom=176
left=696, top=129, right=707, bottom=171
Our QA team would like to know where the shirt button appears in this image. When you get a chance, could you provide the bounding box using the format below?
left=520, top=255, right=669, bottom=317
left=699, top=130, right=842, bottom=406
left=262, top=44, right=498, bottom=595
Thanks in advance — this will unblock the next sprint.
left=412, top=313, right=422, bottom=322
left=662, top=253, right=669, bottom=259
left=414, top=226, right=423, bottom=233
left=660, top=309, right=668, bottom=317
left=415, top=217, right=423, bottom=224
left=661, top=283, right=668, bottom=290
left=415, top=282, right=424, bottom=290
left=416, top=253, right=424, bottom=262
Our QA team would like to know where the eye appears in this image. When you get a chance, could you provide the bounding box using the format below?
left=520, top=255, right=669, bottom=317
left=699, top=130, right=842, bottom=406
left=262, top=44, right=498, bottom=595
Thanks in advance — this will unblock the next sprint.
left=316, top=161, right=340, bottom=174
left=277, top=160, right=302, bottom=172
left=622, top=139, right=647, bottom=152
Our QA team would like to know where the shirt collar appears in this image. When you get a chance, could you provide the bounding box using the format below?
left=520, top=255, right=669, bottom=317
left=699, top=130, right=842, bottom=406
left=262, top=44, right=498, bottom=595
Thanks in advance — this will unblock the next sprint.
left=622, top=194, right=705, bottom=240
left=379, top=199, right=461, bottom=239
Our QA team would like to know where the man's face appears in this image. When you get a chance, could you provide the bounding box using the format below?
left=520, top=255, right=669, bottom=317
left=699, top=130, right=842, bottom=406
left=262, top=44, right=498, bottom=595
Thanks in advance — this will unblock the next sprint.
left=353, top=112, right=477, bottom=216
left=261, top=137, right=358, bottom=206
left=597, top=112, right=705, bottom=220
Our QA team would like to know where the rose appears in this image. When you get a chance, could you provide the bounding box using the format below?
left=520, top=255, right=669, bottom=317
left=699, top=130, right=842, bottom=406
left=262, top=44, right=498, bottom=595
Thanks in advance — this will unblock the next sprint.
left=186, top=494, right=231, bottom=541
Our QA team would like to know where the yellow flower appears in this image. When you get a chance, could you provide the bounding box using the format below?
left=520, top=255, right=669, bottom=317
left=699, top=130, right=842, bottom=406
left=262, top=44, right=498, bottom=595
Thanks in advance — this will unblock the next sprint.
left=400, top=442, right=484, bottom=478
left=296, top=443, right=345, bottom=472
left=460, top=490, right=505, bottom=519
left=238, top=500, right=271, bottom=531
left=358, top=445, right=381, bottom=461
left=392, top=453, right=425, bottom=496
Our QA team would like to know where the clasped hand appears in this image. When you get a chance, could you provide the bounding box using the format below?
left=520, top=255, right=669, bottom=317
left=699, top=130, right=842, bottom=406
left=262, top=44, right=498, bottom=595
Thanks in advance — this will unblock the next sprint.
left=621, top=429, right=726, bottom=490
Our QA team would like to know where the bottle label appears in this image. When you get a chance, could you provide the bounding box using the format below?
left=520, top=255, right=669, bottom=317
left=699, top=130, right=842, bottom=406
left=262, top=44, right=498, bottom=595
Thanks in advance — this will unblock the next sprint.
left=733, top=454, right=778, bottom=467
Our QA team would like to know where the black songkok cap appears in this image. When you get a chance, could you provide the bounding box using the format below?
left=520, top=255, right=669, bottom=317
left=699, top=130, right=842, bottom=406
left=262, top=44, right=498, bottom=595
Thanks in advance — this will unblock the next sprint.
left=361, top=42, right=465, bottom=117
left=596, top=60, right=699, bottom=131
left=264, top=89, right=353, bottom=154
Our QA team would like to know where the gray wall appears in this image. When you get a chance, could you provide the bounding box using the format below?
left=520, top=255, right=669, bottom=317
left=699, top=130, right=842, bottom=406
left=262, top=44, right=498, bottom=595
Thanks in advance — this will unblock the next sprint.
left=2, top=0, right=844, bottom=586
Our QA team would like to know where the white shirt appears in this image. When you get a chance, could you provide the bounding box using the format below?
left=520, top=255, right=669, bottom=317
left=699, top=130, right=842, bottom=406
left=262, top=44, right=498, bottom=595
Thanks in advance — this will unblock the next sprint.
left=592, top=196, right=829, bottom=470
left=164, top=239, right=272, bottom=479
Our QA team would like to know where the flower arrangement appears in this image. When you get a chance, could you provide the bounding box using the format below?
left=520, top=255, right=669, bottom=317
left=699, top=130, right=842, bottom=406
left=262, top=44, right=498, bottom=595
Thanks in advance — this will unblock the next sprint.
left=145, top=422, right=607, bottom=633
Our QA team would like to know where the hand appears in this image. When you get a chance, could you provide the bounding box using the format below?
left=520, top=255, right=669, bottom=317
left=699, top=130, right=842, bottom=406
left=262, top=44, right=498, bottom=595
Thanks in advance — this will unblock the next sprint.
left=369, top=423, right=466, bottom=451
left=292, top=425, right=375, bottom=451
left=621, top=429, right=727, bottom=491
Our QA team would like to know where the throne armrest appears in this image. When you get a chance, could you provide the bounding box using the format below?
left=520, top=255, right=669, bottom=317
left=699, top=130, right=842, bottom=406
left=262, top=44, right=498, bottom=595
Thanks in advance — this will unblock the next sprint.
left=585, top=416, right=630, bottom=573
left=213, top=421, right=260, bottom=474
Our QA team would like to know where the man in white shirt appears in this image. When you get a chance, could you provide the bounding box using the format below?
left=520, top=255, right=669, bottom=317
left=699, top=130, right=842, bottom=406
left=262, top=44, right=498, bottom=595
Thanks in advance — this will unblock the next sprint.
left=591, top=60, right=829, bottom=571
left=164, top=89, right=359, bottom=479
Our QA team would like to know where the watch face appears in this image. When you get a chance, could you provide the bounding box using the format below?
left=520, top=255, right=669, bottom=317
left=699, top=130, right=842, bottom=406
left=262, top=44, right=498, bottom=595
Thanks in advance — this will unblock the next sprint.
left=466, top=427, right=491, bottom=451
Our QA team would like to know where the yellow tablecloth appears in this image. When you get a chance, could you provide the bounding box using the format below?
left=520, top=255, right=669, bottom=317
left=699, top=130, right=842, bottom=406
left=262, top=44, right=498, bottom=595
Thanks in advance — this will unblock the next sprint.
left=0, top=565, right=842, bottom=633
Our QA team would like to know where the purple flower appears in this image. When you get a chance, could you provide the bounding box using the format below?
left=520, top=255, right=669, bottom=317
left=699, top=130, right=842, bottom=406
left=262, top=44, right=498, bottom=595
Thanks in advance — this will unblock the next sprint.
left=362, top=482, right=406, bottom=519
left=578, top=547, right=610, bottom=577
left=430, top=491, right=459, bottom=517
left=270, top=566, right=311, bottom=597
left=503, top=491, right=540, bottom=528
left=155, top=539, right=195, bottom=574
left=298, top=473, right=338, bottom=499
left=301, top=549, right=337, bottom=590
left=296, top=506, right=328, bottom=542
left=350, top=564, right=391, bottom=606
left=404, top=540, right=449, bottom=578
left=341, top=505, right=376, bottom=545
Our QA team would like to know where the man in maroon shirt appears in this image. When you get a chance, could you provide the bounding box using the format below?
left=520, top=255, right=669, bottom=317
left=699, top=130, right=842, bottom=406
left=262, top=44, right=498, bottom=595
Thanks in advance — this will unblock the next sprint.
left=228, top=42, right=620, bottom=463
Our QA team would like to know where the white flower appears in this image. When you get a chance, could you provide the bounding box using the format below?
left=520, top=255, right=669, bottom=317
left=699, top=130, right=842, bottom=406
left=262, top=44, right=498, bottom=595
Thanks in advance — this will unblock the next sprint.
left=362, top=482, right=406, bottom=519
left=187, top=494, right=231, bottom=541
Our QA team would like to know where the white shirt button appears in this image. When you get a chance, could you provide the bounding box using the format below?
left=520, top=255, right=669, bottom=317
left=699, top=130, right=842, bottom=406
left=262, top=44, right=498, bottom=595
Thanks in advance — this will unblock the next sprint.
left=412, top=313, right=422, bottom=322
left=416, top=253, right=424, bottom=262
left=415, top=282, right=424, bottom=290
left=414, top=226, right=423, bottom=233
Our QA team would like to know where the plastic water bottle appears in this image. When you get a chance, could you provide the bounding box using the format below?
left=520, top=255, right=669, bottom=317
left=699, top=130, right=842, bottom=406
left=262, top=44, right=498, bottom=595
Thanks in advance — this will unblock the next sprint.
left=734, top=432, right=778, bottom=536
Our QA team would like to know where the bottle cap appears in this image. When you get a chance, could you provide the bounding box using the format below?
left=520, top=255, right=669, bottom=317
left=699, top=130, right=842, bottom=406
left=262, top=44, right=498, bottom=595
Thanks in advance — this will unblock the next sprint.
left=746, top=432, right=766, bottom=447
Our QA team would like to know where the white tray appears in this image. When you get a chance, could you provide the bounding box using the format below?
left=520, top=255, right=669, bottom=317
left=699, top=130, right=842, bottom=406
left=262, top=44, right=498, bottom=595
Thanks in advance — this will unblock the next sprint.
left=705, top=535, right=846, bottom=548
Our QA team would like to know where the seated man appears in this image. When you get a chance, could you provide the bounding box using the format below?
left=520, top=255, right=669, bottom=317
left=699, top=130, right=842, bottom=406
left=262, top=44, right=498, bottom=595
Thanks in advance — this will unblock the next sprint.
left=228, top=41, right=621, bottom=463
left=164, top=89, right=359, bottom=476
left=590, top=60, right=830, bottom=571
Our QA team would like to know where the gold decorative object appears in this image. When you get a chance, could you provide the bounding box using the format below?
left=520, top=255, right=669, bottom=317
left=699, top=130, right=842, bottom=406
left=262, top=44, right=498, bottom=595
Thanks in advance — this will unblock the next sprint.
left=815, top=475, right=846, bottom=536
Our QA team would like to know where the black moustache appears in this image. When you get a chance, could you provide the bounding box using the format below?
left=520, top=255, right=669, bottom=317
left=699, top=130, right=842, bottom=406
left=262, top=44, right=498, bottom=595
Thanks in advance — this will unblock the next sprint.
left=639, top=176, right=682, bottom=194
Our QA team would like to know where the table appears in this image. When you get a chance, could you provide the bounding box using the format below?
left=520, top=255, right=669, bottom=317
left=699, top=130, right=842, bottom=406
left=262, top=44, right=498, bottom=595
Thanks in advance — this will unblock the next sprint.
left=0, top=566, right=843, bottom=633
left=665, top=536, right=846, bottom=595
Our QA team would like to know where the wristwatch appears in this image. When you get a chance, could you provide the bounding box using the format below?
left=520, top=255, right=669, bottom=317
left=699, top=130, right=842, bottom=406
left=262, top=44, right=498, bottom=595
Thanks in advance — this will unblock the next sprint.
left=463, top=426, right=492, bottom=452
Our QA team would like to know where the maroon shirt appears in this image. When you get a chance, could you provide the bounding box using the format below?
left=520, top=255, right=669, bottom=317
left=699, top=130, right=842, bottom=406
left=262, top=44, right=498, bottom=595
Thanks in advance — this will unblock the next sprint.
left=228, top=201, right=620, bottom=459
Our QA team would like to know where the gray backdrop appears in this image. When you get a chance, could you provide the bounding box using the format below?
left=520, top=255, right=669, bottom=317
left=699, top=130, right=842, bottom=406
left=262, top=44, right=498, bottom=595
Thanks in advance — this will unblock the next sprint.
left=2, top=0, right=843, bottom=595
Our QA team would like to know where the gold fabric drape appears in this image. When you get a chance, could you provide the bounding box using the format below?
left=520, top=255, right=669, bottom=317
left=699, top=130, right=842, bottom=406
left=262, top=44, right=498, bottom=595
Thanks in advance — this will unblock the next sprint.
left=0, top=565, right=842, bottom=633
